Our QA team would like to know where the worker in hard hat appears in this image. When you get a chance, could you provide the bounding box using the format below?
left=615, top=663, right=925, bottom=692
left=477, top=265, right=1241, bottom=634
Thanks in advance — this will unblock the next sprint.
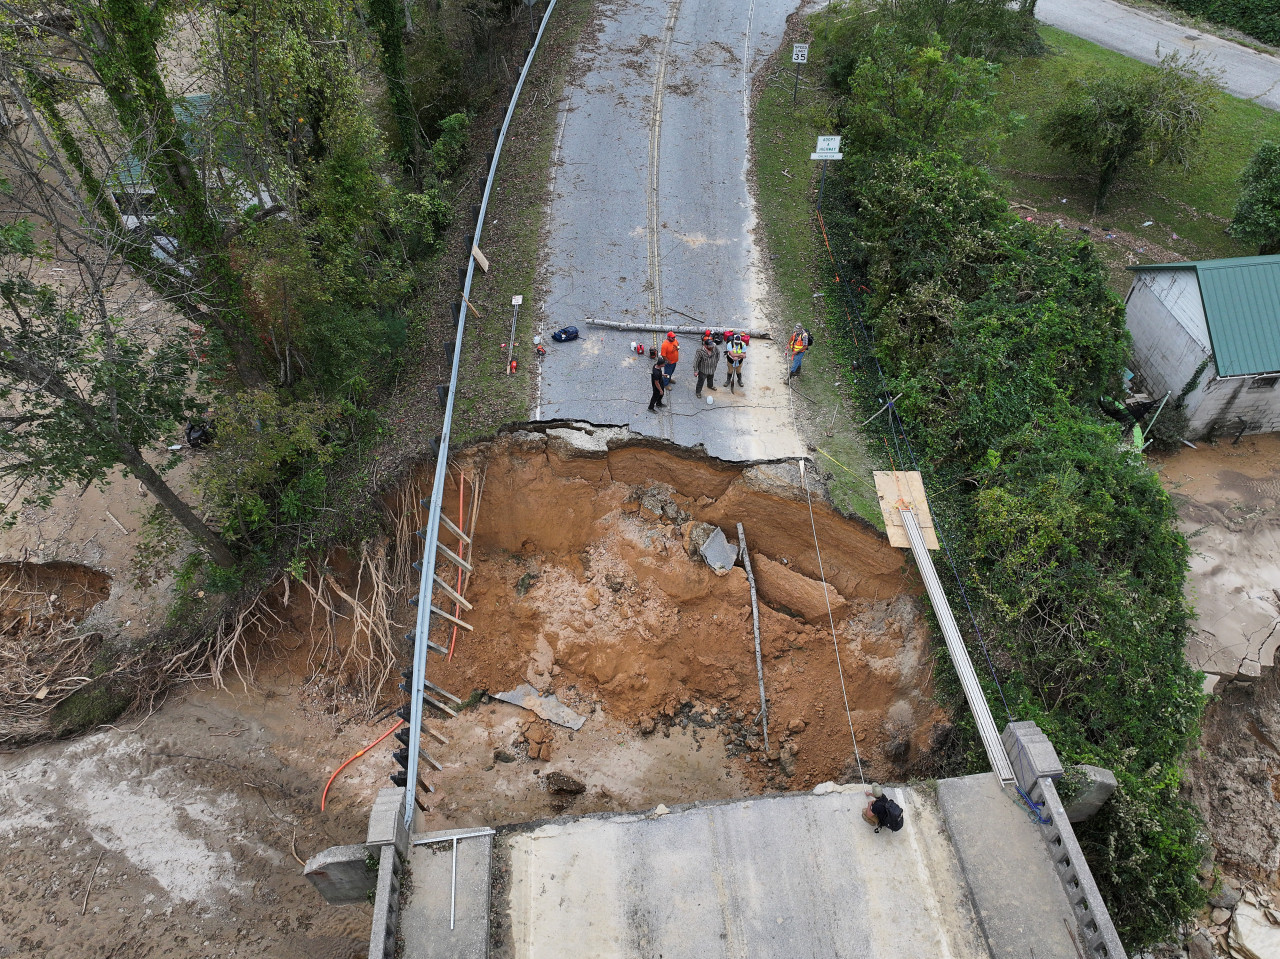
left=724, top=333, right=746, bottom=392
left=660, top=331, right=680, bottom=386
left=694, top=335, right=720, bottom=398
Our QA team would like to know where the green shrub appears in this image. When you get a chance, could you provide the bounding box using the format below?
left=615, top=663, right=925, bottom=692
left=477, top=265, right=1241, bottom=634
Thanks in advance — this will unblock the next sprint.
left=812, top=3, right=1209, bottom=945
left=431, top=112, right=471, bottom=179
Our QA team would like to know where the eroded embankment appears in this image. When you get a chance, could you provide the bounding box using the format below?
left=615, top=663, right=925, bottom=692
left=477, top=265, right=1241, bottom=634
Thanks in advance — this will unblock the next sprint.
left=1, top=561, right=113, bottom=743
left=412, top=426, right=949, bottom=790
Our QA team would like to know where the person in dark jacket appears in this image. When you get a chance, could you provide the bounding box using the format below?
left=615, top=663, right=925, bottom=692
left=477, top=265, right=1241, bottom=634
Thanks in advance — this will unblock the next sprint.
left=648, top=354, right=666, bottom=412
left=694, top=336, right=720, bottom=398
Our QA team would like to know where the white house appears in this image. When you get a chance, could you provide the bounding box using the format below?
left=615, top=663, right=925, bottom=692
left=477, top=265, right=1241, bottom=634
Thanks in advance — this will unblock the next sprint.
left=1125, top=255, right=1280, bottom=439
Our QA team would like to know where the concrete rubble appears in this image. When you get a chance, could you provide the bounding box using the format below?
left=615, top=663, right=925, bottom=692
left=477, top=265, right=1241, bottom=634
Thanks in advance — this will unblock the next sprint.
left=493, top=683, right=587, bottom=730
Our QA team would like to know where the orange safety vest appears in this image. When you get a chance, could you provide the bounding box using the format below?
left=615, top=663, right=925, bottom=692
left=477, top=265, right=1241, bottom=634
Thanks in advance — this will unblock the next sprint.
left=790, top=332, right=808, bottom=355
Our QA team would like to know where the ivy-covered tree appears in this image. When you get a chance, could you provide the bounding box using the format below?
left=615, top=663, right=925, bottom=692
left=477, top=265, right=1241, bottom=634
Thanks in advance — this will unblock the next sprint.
left=0, top=0, right=271, bottom=389
left=1040, top=50, right=1220, bottom=213
left=0, top=198, right=234, bottom=567
left=1228, top=140, right=1280, bottom=255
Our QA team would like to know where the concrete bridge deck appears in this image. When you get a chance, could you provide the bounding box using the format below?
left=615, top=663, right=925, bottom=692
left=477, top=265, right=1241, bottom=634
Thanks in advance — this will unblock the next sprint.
left=399, top=780, right=1081, bottom=959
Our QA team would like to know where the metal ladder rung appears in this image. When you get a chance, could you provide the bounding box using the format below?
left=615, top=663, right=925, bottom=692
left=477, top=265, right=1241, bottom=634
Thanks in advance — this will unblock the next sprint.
left=424, top=679, right=462, bottom=705
left=438, top=513, right=471, bottom=545
left=427, top=639, right=449, bottom=656
left=437, top=543, right=472, bottom=573
left=433, top=574, right=473, bottom=612
left=424, top=693, right=459, bottom=718
left=430, top=605, right=473, bottom=631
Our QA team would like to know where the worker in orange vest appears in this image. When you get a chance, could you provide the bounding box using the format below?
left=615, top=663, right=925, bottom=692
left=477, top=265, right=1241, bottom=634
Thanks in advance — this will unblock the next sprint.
left=659, top=331, right=680, bottom=386
left=789, top=324, right=812, bottom=378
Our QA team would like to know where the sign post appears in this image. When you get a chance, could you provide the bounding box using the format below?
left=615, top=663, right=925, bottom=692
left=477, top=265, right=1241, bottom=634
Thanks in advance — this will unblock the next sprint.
left=507, top=295, right=523, bottom=374
left=791, top=43, right=809, bottom=104
left=810, top=135, right=842, bottom=210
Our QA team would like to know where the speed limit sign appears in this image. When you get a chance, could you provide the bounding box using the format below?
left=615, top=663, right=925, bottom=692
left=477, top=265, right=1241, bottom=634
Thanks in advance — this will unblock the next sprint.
left=792, top=43, right=809, bottom=64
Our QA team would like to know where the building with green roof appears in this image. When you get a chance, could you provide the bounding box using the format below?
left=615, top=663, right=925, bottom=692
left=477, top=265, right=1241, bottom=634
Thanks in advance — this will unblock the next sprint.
left=1125, top=255, right=1280, bottom=439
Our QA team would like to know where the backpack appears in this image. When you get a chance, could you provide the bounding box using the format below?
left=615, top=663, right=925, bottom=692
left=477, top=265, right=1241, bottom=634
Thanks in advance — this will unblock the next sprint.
left=803, top=329, right=814, bottom=348
left=875, top=797, right=904, bottom=833
left=551, top=326, right=579, bottom=342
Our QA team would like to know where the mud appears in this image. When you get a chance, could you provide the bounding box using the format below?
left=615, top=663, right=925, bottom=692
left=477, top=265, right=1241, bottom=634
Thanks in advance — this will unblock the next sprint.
left=1154, top=434, right=1280, bottom=689
left=1185, top=664, right=1280, bottom=887
left=1154, top=435, right=1280, bottom=898
left=0, top=429, right=940, bottom=957
left=0, top=561, right=111, bottom=624
left=417, top=428, right=945, bottom=804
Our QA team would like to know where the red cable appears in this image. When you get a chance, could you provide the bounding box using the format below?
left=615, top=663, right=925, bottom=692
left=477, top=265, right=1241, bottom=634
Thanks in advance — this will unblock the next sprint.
left=320, top=719, right=405, bottom=811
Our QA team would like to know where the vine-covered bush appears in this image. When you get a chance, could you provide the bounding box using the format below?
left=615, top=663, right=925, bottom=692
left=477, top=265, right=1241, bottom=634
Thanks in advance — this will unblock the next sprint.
left=814, top=2, right=1208, bottom=948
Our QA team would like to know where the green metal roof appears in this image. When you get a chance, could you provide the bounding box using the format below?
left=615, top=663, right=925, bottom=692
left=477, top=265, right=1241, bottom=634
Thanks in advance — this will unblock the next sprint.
left=1129, top=255, right=1280, bottom=376
left=107, top=95, right=217, bottom=192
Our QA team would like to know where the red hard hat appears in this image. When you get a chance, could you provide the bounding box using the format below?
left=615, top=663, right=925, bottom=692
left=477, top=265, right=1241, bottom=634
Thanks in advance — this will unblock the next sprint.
left=666, top=331, right=676, bottom=340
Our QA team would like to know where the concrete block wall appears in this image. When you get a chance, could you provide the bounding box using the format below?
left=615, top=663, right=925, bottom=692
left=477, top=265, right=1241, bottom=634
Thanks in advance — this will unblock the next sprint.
left=366, top=788, right=407, bottom=959
left=1187, top=373, right=1280, bottom=438
left=1031, top=778, right=1127, bottom=959
left=1003, top=723, right=1126, bottom=959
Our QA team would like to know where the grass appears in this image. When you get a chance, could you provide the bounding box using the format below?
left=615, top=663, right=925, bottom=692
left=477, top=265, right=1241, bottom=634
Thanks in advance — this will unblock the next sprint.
left=750, top=46, right=884, bottom=528
left=991, top=25, right=1280, bottom=287
left=442, top=0, right=597, bottom=446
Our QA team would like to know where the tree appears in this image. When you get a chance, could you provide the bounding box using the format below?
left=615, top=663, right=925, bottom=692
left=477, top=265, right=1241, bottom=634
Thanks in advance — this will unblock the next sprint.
left=1040, top=51, right=1220, bottom=213
left=835, top=33, right=1003, bottom=158
left=1228, top=140, right=1280, bottom=255
left=0, top=193, right=235, bottom=567
left=0, top=0, right=272, bottom=389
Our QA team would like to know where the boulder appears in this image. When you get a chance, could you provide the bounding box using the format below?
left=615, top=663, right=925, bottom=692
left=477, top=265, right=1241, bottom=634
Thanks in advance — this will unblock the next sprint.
left=1229, top=903, right=1280, bottom=959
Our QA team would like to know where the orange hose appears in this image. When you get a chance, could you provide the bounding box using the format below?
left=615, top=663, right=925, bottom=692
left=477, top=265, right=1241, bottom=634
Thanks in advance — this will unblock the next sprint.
left=320, top=719, right=404, bottom=811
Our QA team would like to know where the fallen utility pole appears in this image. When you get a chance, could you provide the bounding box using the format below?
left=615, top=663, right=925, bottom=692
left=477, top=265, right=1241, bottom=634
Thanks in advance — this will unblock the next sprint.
left=586, top=319, right=774, bottom=339
left=737, top=523, right=769, bottom=754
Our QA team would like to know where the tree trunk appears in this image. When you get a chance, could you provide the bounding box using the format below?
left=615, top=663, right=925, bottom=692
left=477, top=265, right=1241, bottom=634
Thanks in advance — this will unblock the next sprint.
left=117, top=446, right=237, bottom=568
left=0, top=349, right=238, bottom=568
left=77, top=1, right=271, bottom=391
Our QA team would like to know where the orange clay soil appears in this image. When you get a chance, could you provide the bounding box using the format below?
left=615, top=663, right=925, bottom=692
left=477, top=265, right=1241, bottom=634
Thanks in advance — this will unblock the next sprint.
left=418, top=430, right=950, bottom=791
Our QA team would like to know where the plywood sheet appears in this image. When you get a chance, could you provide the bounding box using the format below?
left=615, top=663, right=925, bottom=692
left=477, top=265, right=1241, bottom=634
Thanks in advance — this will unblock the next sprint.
left=873, top=471, right=939, bottom=549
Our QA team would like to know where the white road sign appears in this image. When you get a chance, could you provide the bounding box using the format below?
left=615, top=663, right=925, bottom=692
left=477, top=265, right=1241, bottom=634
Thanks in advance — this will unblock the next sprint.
left=792, top=43, right=809, bottom=64
left=810, top=135, right=842, bottom=161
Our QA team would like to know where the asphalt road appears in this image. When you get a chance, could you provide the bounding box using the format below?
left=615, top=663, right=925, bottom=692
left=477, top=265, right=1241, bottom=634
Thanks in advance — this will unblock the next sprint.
left=536, top=0, right=805, bottom=462
left=1037, top=0, right=1280, bottom=109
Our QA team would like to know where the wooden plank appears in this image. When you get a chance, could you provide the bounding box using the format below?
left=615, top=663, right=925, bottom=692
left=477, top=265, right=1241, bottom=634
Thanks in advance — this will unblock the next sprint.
left=438, top=542, right=472, bottom=573
left=424, top=693, right=459, bottom=718
left=425, top=725, right=449, bottom=746
left=433, top=573, right=473, bottom=612
left=873, top=470, right=940, bottom=550
left=471, top=244, right=490, bottom=273
left=438, top=512, right=471, bottom=544
left=430, top=604, right=473, bottom=631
